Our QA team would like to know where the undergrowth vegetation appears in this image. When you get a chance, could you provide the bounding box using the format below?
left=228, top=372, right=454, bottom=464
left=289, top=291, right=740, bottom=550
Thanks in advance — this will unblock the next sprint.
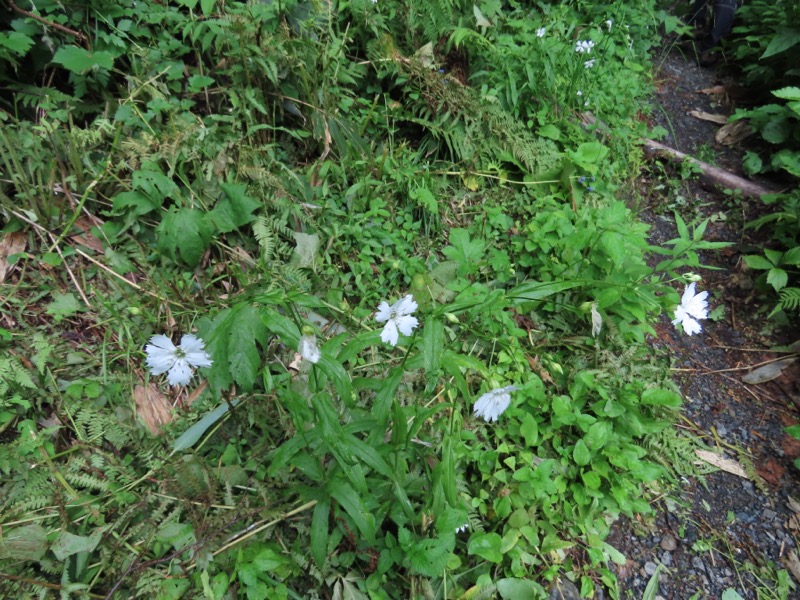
left=0, top=0, right=727, bottom=597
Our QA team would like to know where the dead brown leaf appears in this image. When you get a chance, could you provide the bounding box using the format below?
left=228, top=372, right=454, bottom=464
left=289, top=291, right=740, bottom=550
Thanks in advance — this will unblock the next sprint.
left=697, top=85, right=726, bottom=96
left=526, top=355, right=554, bottom=385
left=688, top=110, right=728, bottom=124
left=715, top=120, right=754, bottom=146
left=785, top=550, right=800, bottom=586
left=694, top=450, right=749, bottom=478
left=0, top=231, right=26, bottom=283
left=134, top=383, right=173, bottom=435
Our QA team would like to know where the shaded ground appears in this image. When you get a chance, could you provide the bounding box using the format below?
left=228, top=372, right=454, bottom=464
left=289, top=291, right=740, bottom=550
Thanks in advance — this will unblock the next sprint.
left=604, top=44, right=800, bottom=599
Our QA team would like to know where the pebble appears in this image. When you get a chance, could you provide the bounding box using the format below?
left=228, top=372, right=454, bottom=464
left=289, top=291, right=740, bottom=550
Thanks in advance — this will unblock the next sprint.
left=763, top=508, right=777, bottom=521
left=660, top=534, right=677, bottom=551
left=661, top=551, right=673, bottom=566
left=692, top=556, right=705, bottom=570
left=644, top=561, right=658, bottom=576
left=717, top=424, right=728, bottom=436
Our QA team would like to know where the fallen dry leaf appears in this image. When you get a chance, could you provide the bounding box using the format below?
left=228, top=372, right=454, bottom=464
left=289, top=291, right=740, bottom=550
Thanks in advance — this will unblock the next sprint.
left=134, top=383, right=173, bottom=435
left=697, top=85, right=726, bottom=96
left=694, top=450, right=749, bottom=478
left=0, top=231, right=26, bottom=283
left=688, top=110, right=728, bottom=124
left=785, top=550, right=800, bottom=586
left=526, top=355, right=554, bottom=385
left=742, top=357, right=797, bottom=384
left=715, top=120, right=753, bottom=146
left=758, top=458, right=785, bottom=486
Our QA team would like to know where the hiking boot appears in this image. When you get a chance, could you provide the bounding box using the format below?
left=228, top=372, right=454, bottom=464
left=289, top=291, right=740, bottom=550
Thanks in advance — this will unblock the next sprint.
left=698, top=50, right=720, bottom=67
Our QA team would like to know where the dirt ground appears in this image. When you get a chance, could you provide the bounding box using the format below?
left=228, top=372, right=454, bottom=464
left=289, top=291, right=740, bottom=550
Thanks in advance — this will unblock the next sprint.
left=602, top=44, right=800, bottom=599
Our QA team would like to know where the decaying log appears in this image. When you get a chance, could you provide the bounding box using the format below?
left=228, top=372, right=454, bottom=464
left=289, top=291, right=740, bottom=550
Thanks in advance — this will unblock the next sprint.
left=642, top=139, right=782, bottom=200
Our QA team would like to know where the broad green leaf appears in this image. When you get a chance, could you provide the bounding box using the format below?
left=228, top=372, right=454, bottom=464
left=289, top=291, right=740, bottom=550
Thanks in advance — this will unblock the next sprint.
left=52, top=46, right=114, bottom=74
left=786, top=424, right=800, bottom=439
left=0, top=524, right=47, bottom=561
left=187, top=75, right=214, bottom=91
left=467, top=532, right=503, bottom=563
left=761, top=29, right=800, bottom=59
left=602, top=542, right=627, bottom=565
left=172, top=400, right=239, bottom=452
left=328, top=477, right=376, bottom=542
left=600, top=231, right=625, bottom=267
left=573, top=440, right=591, bottom=466
left=507, top=280, right=581, bottom=303
left=51, top=528, right=104, bottom=561
left=200, top=0, right=216, bottom=16
left=584, top=421, right=611, bottom=449
left=156, top=207, right=213, bottom=267
left=497, top=578, right=546, bottom=599
left=640, top=388, right=681, bottom=408
left=721, top=590, right=745, bottom=600
left=540, top=533, right=573, bottom=553
left=291, top=232, right=320, bottom=268
left=423, top=318, right=444, bottom=384
left=520, top=413, right=539, bottom=447
left=373, top=367, right=404, bottom=423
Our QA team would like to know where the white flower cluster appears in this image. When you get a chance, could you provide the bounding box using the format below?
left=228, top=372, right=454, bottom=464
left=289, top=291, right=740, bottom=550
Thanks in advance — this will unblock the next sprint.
left=584, top=58, right=596, bottom=69
left=575, top=40, right=595, bottom=54
left=536, top=27, right=546, bottom=38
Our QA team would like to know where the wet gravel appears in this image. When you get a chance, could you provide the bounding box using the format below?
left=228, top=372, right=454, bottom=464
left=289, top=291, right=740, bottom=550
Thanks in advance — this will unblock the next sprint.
left=604, top=45, right=800, bottom=599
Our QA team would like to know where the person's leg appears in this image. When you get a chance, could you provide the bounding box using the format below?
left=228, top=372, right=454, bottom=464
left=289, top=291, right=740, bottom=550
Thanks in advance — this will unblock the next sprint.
left=698, top=0, right=736, bottom=51
left=687, top=0, right=709, bottom=26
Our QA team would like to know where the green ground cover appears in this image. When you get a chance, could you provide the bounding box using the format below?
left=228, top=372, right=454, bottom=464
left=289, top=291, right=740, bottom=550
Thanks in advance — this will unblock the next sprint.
left=0, top=1, right=733, bottom=597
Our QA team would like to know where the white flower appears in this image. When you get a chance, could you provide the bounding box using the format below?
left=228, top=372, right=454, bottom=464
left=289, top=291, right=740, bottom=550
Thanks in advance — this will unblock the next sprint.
left=672, top=283, right=709, bottom=336
left=591, top=302, right=602, bottom=337
left=536, top=27, right=546, bottom=38
left=584, top=58, right=596, bottom=69
left=145, top=334, right=213, bottom=386
left=575, top=40, right=595, bottom=54
left=375, top=294, right=419, bottom=346
left=576, top=90, right=583, bottom=96
left=455, top=523, right=469, bottom=534
left=605, top=19, right=613, bottom=31
left=298, top=332, right=321, bottom=364
left=473, top=385, right=519, bottom=422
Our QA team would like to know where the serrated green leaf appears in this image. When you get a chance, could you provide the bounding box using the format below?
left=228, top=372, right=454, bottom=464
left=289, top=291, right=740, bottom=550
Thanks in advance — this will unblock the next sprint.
left=52, top=46, right=114, bottom=74
left=743, top=254, right=775, bottom=270
left=767, top=267, right=789, bottom=292
left=187, top=74, right=214, bottom=91
left=207, top=183, right=260, bottom=233
left=408, top=535, right=453, bottom=577
left=156, top=207, right=213, bottom=267
left=46, top=292, right=81, bottom=318
left=442, top=228, right=484, bottom=274
left=0, top=32, right=34, bottom=56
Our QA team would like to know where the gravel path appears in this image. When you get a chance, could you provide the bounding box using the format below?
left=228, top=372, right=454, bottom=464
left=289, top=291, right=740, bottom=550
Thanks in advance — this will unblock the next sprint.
left=603, top=45, right=800, bottom=600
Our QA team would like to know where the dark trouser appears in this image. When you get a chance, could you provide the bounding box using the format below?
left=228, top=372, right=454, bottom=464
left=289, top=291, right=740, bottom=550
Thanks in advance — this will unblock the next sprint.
left=688, top=0, right=737, bottom=52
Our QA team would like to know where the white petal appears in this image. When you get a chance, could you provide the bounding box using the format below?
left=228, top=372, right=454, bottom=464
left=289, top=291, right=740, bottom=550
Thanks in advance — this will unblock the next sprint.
left=591, top=303, right=602, bottom=338
left=394, top=314, right=419, bottom=337
left=473, top=387, right=515, bottom=422
left=145, top=335, right=178, bottom=375
left=179, top=334, right=205, bottom=354
left=395, top=295, right=418, bottom=317
left=682, top=317, right=703, bottom=336
left=380, top=320, right=400, bottom=346
left=299, top=334, right=321, bottom=364
left=375, top=301, right=393, bottom=323
left=167, top=359, right=194, bottom=386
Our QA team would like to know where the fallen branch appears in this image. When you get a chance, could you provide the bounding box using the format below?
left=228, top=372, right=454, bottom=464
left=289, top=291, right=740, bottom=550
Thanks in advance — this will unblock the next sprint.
left=6, top=1, right=89, bottom=48
left=642, top=139, right=781, bottom=200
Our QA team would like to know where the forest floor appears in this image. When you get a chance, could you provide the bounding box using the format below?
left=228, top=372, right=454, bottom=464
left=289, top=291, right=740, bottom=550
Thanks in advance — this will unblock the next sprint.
left=602, top=42, right=800, bottom=600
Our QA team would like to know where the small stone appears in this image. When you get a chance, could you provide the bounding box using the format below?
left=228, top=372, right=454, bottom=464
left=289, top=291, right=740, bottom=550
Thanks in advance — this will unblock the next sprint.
left=549, top=578, right=581, bottom=600
left=692, top=556, right=705, bottom=570
left=660, top=534, right=677, bottom=551
left=644, top=561, right=658, bottom=576
left=661, top=551, right=673, bottom=566
left=717, top=424, right=728, bottom=436
left=763, top=509, right=777, bottom=521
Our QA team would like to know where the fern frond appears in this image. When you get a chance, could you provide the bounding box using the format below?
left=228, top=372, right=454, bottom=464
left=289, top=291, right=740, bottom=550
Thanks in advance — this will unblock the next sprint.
left=778, top=287, right=800, bottom=312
